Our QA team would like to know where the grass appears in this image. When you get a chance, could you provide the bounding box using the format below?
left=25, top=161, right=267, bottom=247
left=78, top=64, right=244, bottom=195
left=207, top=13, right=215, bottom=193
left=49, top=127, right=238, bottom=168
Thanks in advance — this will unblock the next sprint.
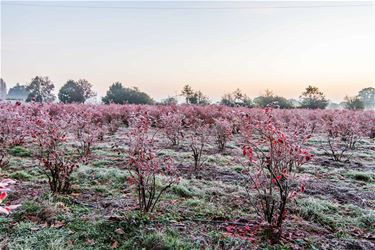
left=296, top=197, right=340, bottom=231
left=65, top=216, right=196, bottom=249
left=1, top=219, right=196, bottom=250
left=172, top=184, right=194, bottom=198
left=171, top=180, right=196, bottom=198
left=5, top=222, right=71, bottom=250
left=206, top=154, right=235, bottom=167
left=8, top=146, right=31, bottom=157
left=126, top=230, right=198, bottom=250
left=347, top=171, right=374, bottom=183
left=92, top=159, right=114, bottom=168
left=9, top=170, right=33, bottom=181
left=295, top=197, right=375, bottom=232
left=184, top=198, right=205, bottom=207
left=1, top=195, right=197, bottom=249
left=71, top=165, right=127, bottom=192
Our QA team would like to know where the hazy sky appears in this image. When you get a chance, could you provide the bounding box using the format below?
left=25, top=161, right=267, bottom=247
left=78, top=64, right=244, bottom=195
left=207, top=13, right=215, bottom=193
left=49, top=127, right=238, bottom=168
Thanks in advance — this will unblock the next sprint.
left=1, top=1, right=374, bottom=102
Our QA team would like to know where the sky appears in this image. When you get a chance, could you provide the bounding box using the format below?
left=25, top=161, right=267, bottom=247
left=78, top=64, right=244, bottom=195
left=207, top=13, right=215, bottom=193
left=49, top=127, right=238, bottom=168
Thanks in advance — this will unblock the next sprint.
left=1, top=1, right=374, bottom=102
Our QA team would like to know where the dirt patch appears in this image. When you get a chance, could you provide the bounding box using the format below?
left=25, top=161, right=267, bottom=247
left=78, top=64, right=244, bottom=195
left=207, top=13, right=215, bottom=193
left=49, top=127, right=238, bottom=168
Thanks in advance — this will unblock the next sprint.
left=316, top=158, right=374, bottom=171
left=177, top=163, right=241, bottom=184
left=305, top=179, right=375, bottom=208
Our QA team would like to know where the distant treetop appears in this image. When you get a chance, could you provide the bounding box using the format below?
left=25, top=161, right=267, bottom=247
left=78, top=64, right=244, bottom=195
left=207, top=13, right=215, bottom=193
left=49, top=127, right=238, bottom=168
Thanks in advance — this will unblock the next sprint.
left=102, top=82, right=153, bottom=105
left=26, top=76, right=55, bottom=103
left=58, top=79, right=96, bottom=103
left=299, top=85, right=329, bottom=109
left=181, top=85, right=210, bottom=105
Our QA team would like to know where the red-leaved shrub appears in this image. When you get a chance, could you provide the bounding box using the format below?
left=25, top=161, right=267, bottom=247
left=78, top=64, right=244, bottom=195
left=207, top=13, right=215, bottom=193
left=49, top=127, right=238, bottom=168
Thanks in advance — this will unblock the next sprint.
left=126, top=113, right=179, bottom=213
left=240, top=108, right=312, bottom=242
left=30, top=106, right=79, bottom=193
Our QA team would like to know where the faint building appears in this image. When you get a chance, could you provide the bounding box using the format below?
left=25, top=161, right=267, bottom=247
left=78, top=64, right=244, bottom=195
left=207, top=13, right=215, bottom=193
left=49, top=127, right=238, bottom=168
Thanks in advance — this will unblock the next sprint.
left=0, top=78, right=7, bottom=100
left=7, top=83, right=30, bottom=101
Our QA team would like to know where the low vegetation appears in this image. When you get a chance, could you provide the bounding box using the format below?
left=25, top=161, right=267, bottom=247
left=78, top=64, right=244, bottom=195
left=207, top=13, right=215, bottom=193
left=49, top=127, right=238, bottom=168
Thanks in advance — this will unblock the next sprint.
left=0, top=102, right=374, bottom=249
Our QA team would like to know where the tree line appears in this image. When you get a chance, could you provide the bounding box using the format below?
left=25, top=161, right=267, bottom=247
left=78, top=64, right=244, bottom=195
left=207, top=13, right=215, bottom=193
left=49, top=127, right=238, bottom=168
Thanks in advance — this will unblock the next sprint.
left=0, top=77, right=374, bottom=109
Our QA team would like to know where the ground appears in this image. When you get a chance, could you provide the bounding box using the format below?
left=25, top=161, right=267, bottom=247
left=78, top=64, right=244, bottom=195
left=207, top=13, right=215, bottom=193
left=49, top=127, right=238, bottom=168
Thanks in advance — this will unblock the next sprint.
left=1, top=126, right=374, bottom=250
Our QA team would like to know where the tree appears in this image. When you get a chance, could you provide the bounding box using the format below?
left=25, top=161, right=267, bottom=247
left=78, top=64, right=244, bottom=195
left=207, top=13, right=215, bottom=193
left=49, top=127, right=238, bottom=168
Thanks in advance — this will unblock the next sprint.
left=7, top=83, right=29, bottom=100
left=357, top=87, right=375, bottom=109
left=26, top=76, right=55, bottom=103
left=160, top=96, right=178, bottom=105
left=58, top=79, right=96, bottom=103
left=220, top=89, right=253, bottom=107
left=58, top=80, right=85, bottom=103
left=181, top=85, right=209, bottom=105
left=125, top=87, right=154, bottom=105
left=102, top=82, right=153, bottom=105
left=0, top=78, right=7, bottom=100
left=102, top=82, right=126, bottom=104
left=264, top=89, right=273, bottom=97
left=254, top=96, right=292, bottom=109
left=254, top=90, right=292, bottom=109
left=300, top=85, right=328, bottom=109
left=220, top=93, right=234, bottom=106
left=344, top=96, right=364, bottom=110
left=76, top=79, right=96, bottom=100
left=190, top=91, right=210, bottom=105
left=288, top=99, right=300, bottom=108
left=181, top=85, right=194, bottom=104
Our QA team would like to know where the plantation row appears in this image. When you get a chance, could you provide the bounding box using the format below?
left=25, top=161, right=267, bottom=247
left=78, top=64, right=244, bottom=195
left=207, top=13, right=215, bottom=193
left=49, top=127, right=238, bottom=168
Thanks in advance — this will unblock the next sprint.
left=1, top=103, right=374, bottom=242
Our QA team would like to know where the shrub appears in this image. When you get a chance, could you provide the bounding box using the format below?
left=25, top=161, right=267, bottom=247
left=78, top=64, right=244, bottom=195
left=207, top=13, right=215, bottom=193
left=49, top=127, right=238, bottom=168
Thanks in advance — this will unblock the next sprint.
left=30, top=107, right=79, bottom=193
left=240, top=108, right=312, bottom=242
left=344, top=96, right=364, bottom=110
left=72, top=111, right=103, bottom=159
left=213, top=118, right=233, bottom=151
left=188, top=121, right=210, bottom=175
left=320, top=111, right=363, bottom=161
left=125, top=114, right=179, bottom=213
left=0, top=103, right=27, bottom=168
left=158, top=112, right=185, bottom=146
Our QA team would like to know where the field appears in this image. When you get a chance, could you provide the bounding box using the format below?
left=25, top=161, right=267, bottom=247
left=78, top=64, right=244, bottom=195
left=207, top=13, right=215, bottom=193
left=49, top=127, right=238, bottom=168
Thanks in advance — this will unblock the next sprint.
left=0, top=103, right=374, bottom=250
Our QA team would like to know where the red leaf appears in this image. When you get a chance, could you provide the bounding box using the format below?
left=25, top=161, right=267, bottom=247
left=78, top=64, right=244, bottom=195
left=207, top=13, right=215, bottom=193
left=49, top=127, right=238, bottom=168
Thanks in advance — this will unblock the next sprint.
left=225, top=225, right=234, bottom=233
